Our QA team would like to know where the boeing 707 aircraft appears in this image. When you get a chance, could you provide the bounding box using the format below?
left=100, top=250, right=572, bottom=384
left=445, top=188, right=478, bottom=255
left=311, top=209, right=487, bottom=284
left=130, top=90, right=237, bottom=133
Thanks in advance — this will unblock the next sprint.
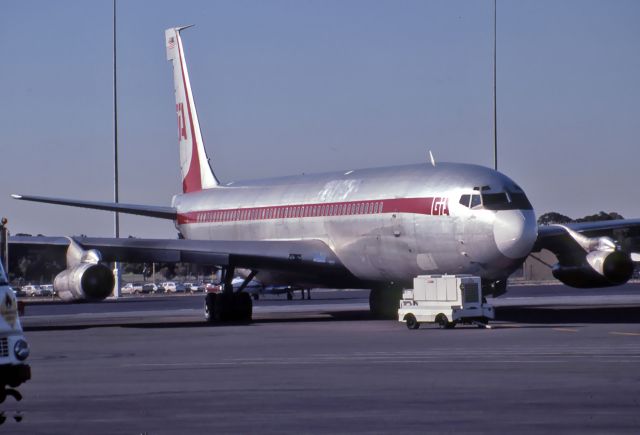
left=10, top=27, right=640, bottom=322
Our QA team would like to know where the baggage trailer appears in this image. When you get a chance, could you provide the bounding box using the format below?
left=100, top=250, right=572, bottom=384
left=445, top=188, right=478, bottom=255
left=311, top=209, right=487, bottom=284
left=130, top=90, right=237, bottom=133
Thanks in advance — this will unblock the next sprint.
left=398, top=275, right=494, bottom=329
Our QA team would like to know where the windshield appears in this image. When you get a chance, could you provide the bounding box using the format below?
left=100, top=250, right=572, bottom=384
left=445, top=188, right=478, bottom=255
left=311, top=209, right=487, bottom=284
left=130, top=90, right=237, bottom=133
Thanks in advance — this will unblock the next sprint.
left=459, top=187, right=533, bottom=211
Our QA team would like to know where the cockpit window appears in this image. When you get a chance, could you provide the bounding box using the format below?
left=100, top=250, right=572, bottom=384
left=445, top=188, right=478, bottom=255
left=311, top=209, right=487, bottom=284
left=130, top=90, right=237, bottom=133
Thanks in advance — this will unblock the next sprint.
left=459, top=195, right=470, bottom=207
left=470, top=194, right=482, bottom=208
left=459, top=194, right=482, bottom=209
left=508, top=192, right=533, bottom=210
left=482, top=192, right=509, bottom=209
left=482, top=191, right=532, bottom=210
left=459, top=188, right=533, bottom=211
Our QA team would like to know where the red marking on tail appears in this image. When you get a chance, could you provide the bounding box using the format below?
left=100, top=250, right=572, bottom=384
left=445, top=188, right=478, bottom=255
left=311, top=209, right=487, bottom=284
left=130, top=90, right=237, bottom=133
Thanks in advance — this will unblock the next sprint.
left=177, top=39, right=202, bottom=193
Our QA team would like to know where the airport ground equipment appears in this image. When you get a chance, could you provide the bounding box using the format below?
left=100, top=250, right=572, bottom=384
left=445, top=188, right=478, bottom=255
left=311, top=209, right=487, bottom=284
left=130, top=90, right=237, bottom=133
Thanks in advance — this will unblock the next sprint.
left=398, top=275, right=494, bottom=329
left=0, top=262, right=30, bottom=402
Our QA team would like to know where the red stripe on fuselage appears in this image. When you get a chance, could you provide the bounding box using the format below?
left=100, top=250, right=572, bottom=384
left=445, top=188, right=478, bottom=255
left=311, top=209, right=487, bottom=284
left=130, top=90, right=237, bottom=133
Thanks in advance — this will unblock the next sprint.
left=177, top=37, right=202, bottom=194
left=176, top=197, right=449, bottom=225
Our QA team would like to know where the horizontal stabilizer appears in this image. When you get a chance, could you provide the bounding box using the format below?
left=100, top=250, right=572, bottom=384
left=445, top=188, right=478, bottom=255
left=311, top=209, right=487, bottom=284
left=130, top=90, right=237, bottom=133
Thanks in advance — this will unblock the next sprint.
left=11, top=194, right=177, bottom=220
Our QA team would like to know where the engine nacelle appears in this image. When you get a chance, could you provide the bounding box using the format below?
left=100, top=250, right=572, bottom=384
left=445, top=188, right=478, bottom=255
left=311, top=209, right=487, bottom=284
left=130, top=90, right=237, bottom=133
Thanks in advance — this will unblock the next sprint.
left=53, top=263, right=115, bottom=302
left=552, top=250, right=634, bottom=288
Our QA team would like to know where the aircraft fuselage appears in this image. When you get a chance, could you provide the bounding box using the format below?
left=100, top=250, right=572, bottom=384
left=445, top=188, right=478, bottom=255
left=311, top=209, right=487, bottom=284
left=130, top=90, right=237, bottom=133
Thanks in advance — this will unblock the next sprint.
left=173, top=162, right=538, bottom=289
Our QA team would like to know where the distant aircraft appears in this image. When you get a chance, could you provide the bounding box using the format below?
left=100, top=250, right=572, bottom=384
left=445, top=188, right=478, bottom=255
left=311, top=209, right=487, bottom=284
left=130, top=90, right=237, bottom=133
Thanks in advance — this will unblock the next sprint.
left=10, top=26, right=640, bottom=322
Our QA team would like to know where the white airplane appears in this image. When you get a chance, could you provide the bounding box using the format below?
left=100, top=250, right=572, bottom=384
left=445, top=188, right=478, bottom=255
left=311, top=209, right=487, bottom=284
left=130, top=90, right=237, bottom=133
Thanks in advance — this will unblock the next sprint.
left=10, top=27, right=640, bottom=322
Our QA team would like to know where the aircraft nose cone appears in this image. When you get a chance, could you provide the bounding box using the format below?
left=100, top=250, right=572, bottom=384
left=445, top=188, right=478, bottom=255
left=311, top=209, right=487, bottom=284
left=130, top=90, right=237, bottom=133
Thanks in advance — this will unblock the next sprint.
left=493, top=210, right=538, bottom=259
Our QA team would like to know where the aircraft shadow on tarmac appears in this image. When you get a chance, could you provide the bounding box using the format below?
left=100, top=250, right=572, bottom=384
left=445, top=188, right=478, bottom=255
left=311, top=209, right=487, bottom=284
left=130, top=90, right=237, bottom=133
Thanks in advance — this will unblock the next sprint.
left=22, top=305, right=640, bottom=332
left=494, top=305, right=640, bottom=324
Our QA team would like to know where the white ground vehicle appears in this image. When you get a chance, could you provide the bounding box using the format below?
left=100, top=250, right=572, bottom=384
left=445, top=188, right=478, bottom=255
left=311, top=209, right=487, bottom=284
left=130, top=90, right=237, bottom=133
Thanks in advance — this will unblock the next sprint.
left=22, top=284, right=40, bottom=297
left=398, top=275, right=494, bottom=329
left=163, top=282, right=185, bottom=293
left=121, top=283, right=143, bottom=295
left=0, top=263, right=31, bottom=392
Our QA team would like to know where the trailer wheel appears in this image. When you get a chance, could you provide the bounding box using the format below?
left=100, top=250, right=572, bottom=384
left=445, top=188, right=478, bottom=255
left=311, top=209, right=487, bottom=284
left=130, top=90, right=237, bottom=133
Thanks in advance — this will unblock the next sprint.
left=404, top=314, right=420, bottom=330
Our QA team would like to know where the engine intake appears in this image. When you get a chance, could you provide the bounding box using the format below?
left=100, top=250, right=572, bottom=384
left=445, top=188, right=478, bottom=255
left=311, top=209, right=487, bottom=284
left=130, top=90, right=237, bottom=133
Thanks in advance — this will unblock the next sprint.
left=52, top=238, right=114, bottom=301
left=54, top=263, right=115, bottom=302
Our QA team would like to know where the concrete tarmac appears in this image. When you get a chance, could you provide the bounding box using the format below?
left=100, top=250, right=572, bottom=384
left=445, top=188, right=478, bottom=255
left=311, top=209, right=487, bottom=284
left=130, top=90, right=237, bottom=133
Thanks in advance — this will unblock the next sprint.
left=4, top=285, right=640, bottom=434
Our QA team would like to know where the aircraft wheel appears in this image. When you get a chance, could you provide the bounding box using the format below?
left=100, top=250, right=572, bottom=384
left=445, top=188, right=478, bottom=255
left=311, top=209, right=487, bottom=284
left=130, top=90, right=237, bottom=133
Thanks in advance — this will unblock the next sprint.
left=286, top=291, right=293, bottom=300
left=369, top=287, right=402, bottom=319
left=214, top=293, right=235, bottom=322
left=234, top=292, right=253, bottom=323
left=405, top=314, right=420, bottom=330
left=204, top=293, right=217, bottom=323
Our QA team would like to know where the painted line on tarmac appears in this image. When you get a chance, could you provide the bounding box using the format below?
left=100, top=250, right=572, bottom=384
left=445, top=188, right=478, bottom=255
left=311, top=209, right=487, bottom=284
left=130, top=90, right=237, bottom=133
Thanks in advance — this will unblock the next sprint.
left=553, top=328, right=579, bottom=333
left=609, top=332, right=640, bottom=337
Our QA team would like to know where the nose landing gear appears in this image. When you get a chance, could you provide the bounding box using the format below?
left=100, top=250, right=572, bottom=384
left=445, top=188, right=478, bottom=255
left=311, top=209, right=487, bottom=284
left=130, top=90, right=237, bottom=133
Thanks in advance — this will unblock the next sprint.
left=482, top=279, right=507, bottom=297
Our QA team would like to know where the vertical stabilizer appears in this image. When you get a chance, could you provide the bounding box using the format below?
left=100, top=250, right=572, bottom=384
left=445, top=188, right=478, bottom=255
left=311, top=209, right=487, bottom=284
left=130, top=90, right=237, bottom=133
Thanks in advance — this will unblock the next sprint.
left=166, top=26, right=219, bottom=193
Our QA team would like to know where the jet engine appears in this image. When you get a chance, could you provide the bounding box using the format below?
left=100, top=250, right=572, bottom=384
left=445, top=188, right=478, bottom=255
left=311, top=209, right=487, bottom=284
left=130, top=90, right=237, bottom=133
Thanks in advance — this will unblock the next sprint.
left=552, top=250, right=634, bottom=288
left=54, top=262, right=114, bottom=302
left=550, top=226, right=635, bottom=288
left=53, top=239, right=114, bottom=302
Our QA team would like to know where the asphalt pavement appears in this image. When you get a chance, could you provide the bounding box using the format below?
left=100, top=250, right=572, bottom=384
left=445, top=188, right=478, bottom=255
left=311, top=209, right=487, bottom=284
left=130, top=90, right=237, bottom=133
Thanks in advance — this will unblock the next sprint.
left=3, top=284, right=640, bottom=434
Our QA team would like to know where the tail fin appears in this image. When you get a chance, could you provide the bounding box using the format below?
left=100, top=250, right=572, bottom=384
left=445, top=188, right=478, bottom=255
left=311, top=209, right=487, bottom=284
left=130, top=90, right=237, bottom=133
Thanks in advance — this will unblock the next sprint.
left=165, top=26, right=219, bottom=193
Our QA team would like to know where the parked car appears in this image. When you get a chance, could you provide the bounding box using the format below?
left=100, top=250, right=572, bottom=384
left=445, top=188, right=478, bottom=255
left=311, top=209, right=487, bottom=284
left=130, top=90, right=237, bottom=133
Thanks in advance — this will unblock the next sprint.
left=121, top=283, right=143, bottom=295
left=142, top=283, right=159, bottom=293
left=184, top=282, right=203, bottom=293
left=13, top=287, right=26, bottom=298
left=39, top=284, right=54, bottom=297
left=22, top=285, right=41, bottom=297
left=163, top=282, right=186, bottom=293
left=204, top=282, right=222, bottom=293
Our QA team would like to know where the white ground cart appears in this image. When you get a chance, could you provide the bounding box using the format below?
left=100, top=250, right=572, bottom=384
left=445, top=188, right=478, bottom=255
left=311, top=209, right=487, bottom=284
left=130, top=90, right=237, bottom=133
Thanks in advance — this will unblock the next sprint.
left=0, top=262, right=30, bottom=398
left=398, top=275, right=494, bottom=329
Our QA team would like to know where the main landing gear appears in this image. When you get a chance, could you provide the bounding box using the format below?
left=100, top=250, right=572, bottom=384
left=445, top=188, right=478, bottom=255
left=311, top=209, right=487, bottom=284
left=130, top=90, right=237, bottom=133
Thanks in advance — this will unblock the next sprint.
left=369, top=286, right=403, bottom=319
left=204, top=268, right=255, bottom=323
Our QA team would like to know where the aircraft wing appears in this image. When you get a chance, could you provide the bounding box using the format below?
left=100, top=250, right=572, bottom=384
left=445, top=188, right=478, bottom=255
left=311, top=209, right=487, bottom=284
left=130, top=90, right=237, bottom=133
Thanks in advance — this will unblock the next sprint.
left=11, top=194, right=176, bottom=220
left=8, top=235, right=355, bottom=283
left=533, top=218, right=640, bottom=286
left=535, top=219, right=640, bottom=257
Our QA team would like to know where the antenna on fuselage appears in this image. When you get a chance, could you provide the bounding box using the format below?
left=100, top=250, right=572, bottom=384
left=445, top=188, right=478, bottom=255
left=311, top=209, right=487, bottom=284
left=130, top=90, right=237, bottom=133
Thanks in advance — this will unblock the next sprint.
left=429, top=150, right=436, bottom=167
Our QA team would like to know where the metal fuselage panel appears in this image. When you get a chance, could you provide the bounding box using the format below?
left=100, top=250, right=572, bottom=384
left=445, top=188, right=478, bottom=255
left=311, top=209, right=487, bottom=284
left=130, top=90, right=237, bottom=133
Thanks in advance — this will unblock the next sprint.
left=173, top=163, right=533, bottom=288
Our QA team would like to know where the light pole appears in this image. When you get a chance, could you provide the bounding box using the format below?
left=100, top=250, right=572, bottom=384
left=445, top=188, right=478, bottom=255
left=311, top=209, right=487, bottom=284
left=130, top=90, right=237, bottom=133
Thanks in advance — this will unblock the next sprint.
left=493, top=0, right=498, bottom=171
left=112, top=0, right=121, bottom=298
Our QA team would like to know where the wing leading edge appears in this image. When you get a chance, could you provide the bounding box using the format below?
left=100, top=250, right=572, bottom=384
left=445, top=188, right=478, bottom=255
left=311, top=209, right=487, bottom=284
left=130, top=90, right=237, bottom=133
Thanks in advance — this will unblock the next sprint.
left=11, top=194, right=176, bottom=220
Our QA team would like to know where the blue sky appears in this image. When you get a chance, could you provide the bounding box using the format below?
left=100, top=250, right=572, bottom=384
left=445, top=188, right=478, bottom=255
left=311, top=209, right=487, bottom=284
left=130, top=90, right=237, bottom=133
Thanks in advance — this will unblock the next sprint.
left=1, top=0, right=638, bottom=238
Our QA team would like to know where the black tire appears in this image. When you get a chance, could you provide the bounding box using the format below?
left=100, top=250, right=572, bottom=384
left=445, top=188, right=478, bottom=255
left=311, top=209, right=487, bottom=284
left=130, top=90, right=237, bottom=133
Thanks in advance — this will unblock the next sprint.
left=204, top=293, right=217, bottom=323
left=369, top=287, right=402, bottom=319
left=234, top=292, right=253, bottom=323
left=286, top=291, right=293, bottom=300
left=436, top=313, right=449, bottom=329
left=405, top=314, right=420, bottom=330
left=214, top=293, right=234, bottom=322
